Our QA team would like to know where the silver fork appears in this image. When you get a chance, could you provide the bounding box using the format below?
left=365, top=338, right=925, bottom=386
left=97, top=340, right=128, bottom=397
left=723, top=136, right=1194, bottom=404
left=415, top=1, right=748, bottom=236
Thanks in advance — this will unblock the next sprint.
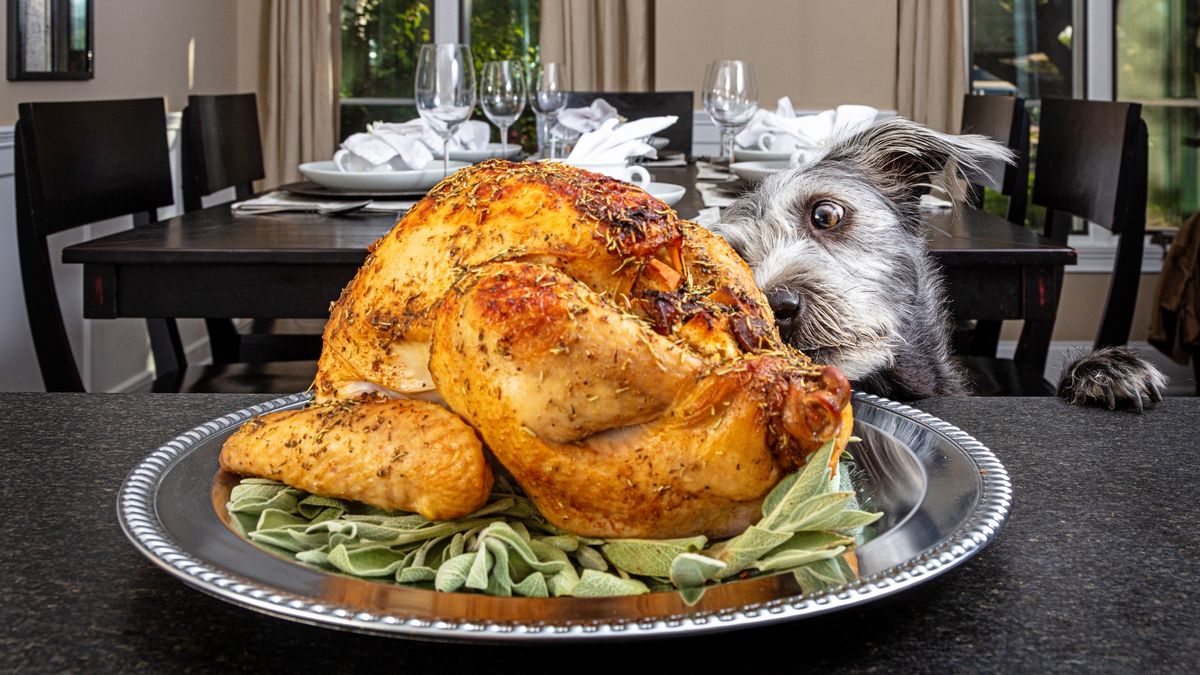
left=235, top=200, right=373, bottom=216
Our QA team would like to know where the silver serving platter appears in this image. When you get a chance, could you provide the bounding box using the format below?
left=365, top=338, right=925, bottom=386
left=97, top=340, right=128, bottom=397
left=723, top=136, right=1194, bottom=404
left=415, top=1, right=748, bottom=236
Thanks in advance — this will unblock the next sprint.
left=118, top=392, right=1011, bottom=642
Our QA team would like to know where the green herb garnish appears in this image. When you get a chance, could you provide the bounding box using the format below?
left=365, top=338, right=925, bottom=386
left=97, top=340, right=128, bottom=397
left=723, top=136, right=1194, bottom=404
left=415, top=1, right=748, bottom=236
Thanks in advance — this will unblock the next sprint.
left=226, top=437, right=881, bottom=598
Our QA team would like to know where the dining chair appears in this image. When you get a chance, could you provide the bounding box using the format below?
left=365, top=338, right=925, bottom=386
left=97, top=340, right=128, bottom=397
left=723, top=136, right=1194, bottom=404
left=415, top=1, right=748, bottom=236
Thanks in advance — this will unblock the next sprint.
left=955, top=94, right=1032, bottom=357
left=958, top=97, right=1148, bottom=396
left=563, top=91, right=694, bottom=157
left=14, top=97, right=316, bottom=393
left=181, top=92, right=324, bottom=365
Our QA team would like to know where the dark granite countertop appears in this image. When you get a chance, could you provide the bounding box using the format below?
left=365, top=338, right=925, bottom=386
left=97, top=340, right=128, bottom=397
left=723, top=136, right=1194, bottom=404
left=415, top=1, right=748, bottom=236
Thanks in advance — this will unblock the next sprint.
left=1, top=394, right=1197, bottom=673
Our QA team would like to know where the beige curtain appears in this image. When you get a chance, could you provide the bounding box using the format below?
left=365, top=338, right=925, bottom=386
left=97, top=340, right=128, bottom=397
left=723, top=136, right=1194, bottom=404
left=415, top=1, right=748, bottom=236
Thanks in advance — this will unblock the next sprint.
left=897, top=0, right=966, bottom=133
left=540, top=0, right=654, bottom=91
left=261, top=0, right=341, bottom=188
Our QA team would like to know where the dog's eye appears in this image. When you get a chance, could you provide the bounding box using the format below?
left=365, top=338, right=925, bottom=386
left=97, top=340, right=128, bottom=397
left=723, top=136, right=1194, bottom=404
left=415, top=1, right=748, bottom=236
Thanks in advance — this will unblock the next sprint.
left=811, top=202, right=844, bottom=230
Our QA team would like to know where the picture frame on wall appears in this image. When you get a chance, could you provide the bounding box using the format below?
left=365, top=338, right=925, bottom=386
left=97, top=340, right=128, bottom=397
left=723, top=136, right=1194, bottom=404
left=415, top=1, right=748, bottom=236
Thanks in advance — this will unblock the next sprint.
left=7, top=0, right=94, bottom=81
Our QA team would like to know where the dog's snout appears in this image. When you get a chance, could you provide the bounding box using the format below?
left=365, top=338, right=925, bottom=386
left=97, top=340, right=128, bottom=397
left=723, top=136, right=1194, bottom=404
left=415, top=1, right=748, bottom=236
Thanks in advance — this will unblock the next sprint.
left=766, top=289, right=804, bottom=322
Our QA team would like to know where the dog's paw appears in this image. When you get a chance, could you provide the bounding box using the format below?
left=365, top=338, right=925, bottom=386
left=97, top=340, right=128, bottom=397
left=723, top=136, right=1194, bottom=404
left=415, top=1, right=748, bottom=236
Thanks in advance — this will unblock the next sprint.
left=1056, top=346, right=1167, bottom=412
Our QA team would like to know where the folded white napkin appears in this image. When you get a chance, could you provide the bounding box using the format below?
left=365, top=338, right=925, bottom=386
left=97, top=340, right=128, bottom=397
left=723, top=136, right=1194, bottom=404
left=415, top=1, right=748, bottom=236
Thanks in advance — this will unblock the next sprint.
left=565, top=116, right=677, bottom=164
left=734, top=97, right=798, bottom=149
left=736, top=99, right=878, bottom=165
left=556, top=99, right=620, bottom=135
left=232, top=192, right=416, bottom=214
left=334, top=120, right=491, bottom=172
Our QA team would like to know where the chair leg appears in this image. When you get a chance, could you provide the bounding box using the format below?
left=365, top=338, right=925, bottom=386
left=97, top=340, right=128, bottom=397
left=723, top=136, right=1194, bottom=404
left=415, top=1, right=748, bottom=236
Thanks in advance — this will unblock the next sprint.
left=206, top=318, right=243, bottom=364
left=970, top=320, right=1003, bottom=357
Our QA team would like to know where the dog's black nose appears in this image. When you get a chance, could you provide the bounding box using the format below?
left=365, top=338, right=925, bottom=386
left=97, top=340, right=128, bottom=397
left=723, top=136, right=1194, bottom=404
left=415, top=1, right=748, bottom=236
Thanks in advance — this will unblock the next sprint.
left=766, top=289, right=804, bottom=321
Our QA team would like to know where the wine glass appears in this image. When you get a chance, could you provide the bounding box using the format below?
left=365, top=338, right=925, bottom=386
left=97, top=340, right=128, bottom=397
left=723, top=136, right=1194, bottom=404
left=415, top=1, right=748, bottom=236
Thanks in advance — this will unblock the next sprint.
left=480, top=60, right=526, bottom=158
left=702, top=60, right=759, bottom=164
left=415, top=43, right=477, bottom=176
left=528, top=62, right=567, bottom=159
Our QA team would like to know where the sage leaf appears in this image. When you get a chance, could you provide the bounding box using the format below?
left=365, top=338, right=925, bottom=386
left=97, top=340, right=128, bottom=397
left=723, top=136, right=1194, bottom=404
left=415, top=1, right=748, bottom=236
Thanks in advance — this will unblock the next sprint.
left=712, top=525, right=793, bottom=575
left=808, top=509, right=883, bottom=532
left=512, top=572, right=549, bottom=598
left=297, top=495, right=348, bottom=520
left=435, top=553, right=476, bottom=592
left=753, top=546, right=846, bottom=573
left=602, top=536, right=708, bottom=578
left=669, top=553, right=727, bottom=589
left=295, top=548, right=330, bottom=566
left=326, top=544, right=411, bottom=577
left=773, top=491, right=856, bottom=533
left=761, top=438, right=838, bottom=529
left=569, top=570, right=649, bottom=597
left=397, top=566, right=437, bottom=583
left=575, top=544, right=608, bottom=571
left=466, top=545, right=493, bottom=590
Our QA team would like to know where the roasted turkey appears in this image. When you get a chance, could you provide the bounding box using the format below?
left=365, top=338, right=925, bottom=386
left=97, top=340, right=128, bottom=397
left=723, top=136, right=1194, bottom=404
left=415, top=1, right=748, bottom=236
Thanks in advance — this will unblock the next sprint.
left=221, top=160, right=852, bottom=538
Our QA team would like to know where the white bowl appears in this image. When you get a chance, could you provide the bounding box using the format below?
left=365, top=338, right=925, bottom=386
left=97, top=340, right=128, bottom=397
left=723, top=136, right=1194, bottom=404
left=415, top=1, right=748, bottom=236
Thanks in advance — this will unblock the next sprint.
left=644, top=182, right=686, bottom=207
left=731, top=147, right=794, bottom=162
left=730, top=160, right=791, bottom=183
left=298, top=160, right=471, bottom=192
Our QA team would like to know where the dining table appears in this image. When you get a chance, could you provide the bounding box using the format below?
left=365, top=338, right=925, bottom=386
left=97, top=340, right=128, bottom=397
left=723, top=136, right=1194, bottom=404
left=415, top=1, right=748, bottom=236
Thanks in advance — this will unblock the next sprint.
left=1, top=392, right=1195, bottom=672
left=61, top=164, right=1076, bottom=334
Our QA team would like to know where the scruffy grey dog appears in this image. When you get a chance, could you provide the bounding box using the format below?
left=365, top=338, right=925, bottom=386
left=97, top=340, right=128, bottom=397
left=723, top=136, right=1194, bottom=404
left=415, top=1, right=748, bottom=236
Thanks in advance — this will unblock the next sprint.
left=713, top=118, right=1167, bottom=410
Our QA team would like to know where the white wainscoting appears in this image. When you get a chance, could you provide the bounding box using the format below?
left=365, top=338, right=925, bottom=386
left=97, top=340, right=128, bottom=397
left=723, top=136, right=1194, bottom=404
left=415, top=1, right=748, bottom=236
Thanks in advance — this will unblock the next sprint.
left=0, top=115, right=230, bottom=393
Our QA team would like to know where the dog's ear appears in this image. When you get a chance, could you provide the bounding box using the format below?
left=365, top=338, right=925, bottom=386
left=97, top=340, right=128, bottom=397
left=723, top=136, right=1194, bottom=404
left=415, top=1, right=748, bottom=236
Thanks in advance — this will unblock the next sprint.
left=820, top=117, right=1014, bottom=210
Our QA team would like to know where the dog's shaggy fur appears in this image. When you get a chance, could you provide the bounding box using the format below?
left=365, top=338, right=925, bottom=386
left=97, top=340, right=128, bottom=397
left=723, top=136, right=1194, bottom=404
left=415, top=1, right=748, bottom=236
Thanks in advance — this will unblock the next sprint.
left=713, top=118, right=1166, bottom=410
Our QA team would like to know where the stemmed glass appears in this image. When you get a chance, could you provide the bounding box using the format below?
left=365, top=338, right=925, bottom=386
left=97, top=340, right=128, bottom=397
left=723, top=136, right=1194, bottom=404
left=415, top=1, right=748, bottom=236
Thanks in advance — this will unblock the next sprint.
left=480, top=60, right=526, bottom=158
left=702, top=60, right=759, bottom=164
left=528, top=62, right=567, bottom=159
left=415, top=43, right=477, bottom=176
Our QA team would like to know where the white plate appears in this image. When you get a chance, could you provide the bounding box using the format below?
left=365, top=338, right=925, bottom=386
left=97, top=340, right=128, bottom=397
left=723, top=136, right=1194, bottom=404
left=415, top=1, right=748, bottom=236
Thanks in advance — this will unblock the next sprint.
left=644, top=182, right=686, bottom=207
left=298, top=160, right=471, bottom=192
left=730, top=160, right=791, bottom=183
left=731, top=147, right=794, bottom=162
left=441, top=143, right=524, bottom=163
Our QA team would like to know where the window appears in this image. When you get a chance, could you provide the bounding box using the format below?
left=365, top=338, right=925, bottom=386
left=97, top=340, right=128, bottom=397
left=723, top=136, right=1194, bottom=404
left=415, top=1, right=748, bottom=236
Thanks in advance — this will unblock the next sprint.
left=1116, top=0, right=1199, bottom=231
left=971, top=0, right=1081, bottom=100
left=339, top=0, right=432, bottom=140
left=339, top=0, right=540, bottom=148
left=970, top=1, right=1084, bottom=231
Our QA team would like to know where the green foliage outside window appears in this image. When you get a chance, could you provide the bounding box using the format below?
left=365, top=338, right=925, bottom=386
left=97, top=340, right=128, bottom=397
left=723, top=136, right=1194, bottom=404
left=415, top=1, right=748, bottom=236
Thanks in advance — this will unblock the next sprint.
left=469, top=0, right=541, bottom=152
left=337, top=0, right=542, bottom=153
left=339, top=0, right=430, bottom=140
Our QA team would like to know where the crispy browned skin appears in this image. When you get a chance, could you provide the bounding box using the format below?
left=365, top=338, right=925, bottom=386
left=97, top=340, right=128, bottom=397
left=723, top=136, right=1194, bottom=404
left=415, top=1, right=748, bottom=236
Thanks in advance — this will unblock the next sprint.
left=315, top=160, right=682, bottom=401
left=220, top=400, right=491, bottom=520
left=223, top=160, right=851, bottom=537
left=431, top=262, right=849, bottom=538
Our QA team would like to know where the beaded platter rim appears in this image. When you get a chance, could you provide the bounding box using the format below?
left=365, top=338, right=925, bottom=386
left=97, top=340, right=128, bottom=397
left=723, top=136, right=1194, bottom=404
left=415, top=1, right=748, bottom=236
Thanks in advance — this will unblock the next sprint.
left=117, top=392, right=1012, bottom=642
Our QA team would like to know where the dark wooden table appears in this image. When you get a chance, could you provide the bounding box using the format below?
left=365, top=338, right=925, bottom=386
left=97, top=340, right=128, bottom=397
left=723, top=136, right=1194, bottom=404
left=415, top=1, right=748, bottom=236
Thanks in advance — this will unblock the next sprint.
left=2, top=393, right=1195, bottom=672
left=63, top=165, right=1075, bottom=324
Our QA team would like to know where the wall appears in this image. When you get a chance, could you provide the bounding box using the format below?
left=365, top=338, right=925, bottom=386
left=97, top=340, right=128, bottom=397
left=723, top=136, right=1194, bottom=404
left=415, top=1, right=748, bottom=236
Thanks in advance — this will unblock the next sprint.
left=1, top=1, right=257, bottom=391
left=0, top=0, right=253, bottom=125
left=654, top=0, right=899, bottom=110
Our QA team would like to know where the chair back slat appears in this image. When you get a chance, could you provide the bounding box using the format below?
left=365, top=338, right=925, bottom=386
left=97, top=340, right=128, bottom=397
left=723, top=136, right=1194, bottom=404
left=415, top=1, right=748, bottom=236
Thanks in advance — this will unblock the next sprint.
left=1032, top=98, right=1143, bottom=234
left=1094, top=119, right=1149, bottom=349
left=563, top=91, right=694, bottom=157
left=182, top=93, right=264, bottom=211
left=17, top=98, right=174, bottom=236
left=961, top=94, right=1029, bottom=225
